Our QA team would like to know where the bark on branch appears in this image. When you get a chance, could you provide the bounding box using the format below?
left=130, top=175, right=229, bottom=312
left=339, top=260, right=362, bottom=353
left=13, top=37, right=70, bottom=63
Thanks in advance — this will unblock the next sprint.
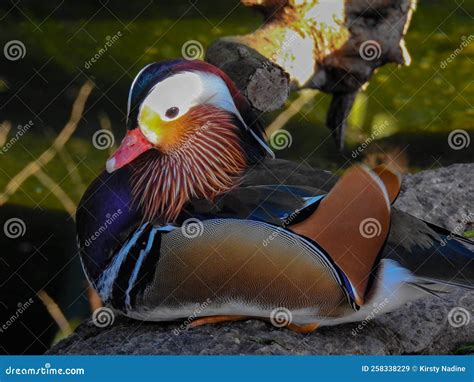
left=206, top=0, right=416, bottom=147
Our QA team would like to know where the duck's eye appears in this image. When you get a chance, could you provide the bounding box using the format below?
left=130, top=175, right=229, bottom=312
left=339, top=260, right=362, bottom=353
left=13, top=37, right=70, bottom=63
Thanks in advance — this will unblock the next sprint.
left=165, top=106, right=179, bottom=119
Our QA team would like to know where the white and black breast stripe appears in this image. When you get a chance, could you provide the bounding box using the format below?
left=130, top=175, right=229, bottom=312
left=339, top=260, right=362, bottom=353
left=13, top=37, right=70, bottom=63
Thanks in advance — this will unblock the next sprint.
left=96, top=223, right=163, bottom=310
left=96, top=223, right=149, bottom=301
left=124, top=226, right=160, bottom=310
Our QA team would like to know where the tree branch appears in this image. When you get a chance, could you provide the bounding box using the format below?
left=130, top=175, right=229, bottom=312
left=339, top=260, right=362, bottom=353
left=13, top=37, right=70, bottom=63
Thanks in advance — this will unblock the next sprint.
left=206, top=0, right=416, bottom=146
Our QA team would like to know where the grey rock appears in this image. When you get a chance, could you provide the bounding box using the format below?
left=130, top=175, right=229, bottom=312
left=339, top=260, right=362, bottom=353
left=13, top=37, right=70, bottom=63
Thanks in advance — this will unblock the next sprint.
left=395, top=163, right=474, bottom=232
left=48, top=163, right=474, bottom=355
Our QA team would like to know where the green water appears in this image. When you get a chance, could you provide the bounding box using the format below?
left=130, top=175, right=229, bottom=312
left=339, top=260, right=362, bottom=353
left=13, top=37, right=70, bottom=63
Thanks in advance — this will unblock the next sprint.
left=0, top=0, right=473, bottom=211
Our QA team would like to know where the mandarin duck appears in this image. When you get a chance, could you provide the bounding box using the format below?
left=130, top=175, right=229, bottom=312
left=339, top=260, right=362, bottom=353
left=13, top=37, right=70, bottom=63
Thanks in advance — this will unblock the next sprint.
left=77, top=60, right=473, bottom=333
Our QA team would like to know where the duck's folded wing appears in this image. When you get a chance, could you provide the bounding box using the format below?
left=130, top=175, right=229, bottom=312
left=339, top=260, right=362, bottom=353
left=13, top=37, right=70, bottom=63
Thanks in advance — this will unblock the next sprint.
left=181, top=184, right=326, bottom=226
left=180, top=159, right=338, bottom=226
left=242, top=158, right=338, bottom=191
left=127, top=219, right=358, bottom=322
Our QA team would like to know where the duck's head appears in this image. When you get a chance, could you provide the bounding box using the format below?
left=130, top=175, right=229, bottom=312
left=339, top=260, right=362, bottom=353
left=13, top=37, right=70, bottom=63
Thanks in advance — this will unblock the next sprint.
left=106, top=59, right=272, bottom=173
left=106, top=60, right=273, bottom=222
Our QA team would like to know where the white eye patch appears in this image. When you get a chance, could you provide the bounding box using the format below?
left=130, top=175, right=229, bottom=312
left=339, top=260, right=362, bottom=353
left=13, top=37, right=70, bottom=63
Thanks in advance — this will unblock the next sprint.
left=139, top=71, right=242, bottom=122
left=136, top=68, right=275, bottom=158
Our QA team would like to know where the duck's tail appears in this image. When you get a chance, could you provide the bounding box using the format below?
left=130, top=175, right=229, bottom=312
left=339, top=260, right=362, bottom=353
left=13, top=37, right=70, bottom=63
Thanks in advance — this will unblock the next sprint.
left=383, top=210, right=474, bottom=292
